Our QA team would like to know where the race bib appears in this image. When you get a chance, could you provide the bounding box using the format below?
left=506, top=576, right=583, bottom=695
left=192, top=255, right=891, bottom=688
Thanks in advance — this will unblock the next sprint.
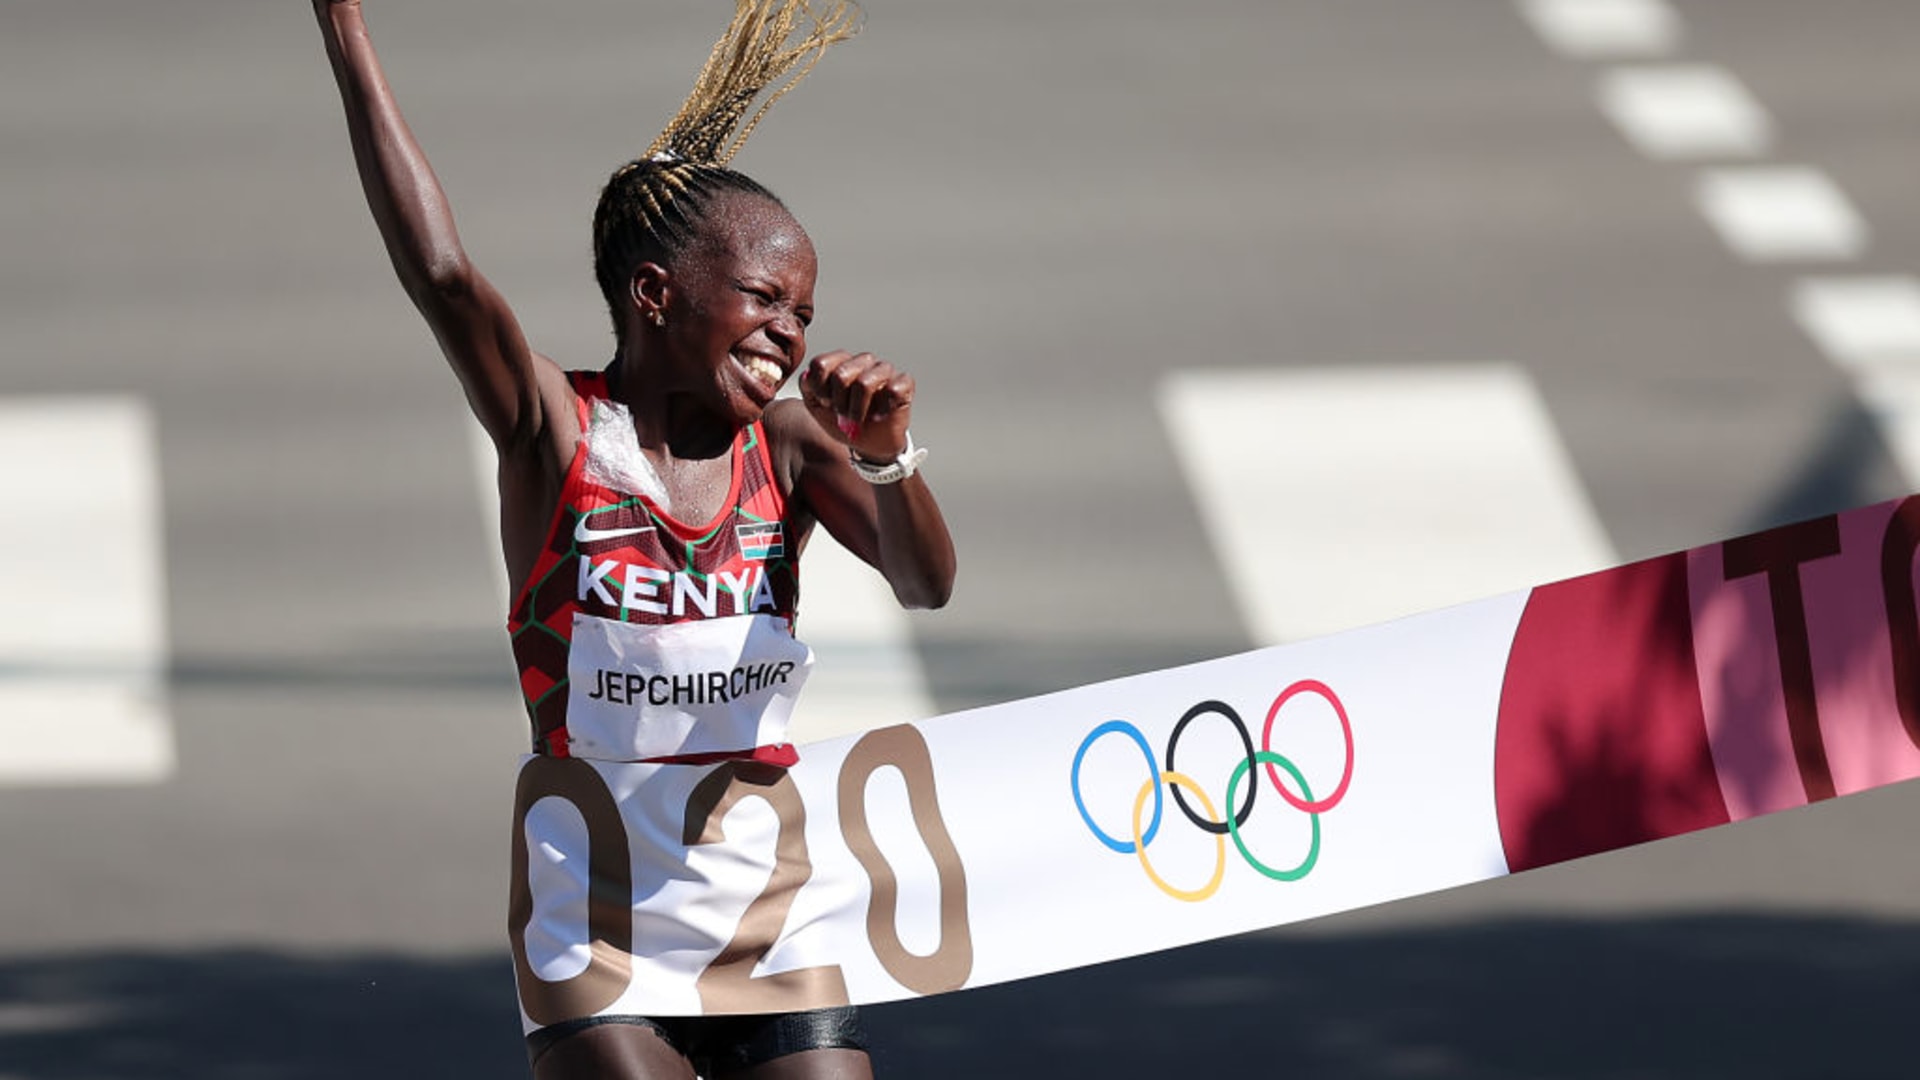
left=564, top=611, right=813, bottom=759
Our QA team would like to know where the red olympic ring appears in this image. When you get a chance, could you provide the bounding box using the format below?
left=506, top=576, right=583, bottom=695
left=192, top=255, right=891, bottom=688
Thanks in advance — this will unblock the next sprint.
left=1261, top=679, right=1354, bottom=814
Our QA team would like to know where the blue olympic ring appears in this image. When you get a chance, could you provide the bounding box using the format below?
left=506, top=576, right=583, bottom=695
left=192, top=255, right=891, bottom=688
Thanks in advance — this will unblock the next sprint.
left=1070, top=720, right=1163, bottom=853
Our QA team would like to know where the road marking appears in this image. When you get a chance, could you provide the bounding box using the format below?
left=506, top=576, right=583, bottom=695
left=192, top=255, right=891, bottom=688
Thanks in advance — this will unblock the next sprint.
left=1852, top=371, right=1920, bottom=490
left=467, top=417, right=930, bottom=746
left=0, top=398, right=173, bottom=785
left=1694, top=167, right=1868, bottom=263
left=1791, top=276, right=1920, bottom=370
left=1791, top=276, right=1920, bottom=487
left=1520, top=0, right=1920, bottom=496
left=1596, top=65, right=1773, bottom=160
left=1517, top=0, right=1681, bottom=59
left=1158, top=366, right=1617, bottom=645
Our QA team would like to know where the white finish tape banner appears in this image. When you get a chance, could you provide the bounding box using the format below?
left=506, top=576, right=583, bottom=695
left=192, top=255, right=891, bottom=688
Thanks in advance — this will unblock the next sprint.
left=510, top=495, right=1920, bottom=1025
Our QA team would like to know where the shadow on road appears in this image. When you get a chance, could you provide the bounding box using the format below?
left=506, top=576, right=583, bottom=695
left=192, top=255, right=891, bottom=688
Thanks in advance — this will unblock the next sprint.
left=873, top=914, right=1920, bottom=1079
left=3, top=914, right=1916, bottom=1078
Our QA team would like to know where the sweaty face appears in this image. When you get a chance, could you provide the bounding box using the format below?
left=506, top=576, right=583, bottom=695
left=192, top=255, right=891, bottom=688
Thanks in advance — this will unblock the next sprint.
left=662, top=193, right=818, bottom=425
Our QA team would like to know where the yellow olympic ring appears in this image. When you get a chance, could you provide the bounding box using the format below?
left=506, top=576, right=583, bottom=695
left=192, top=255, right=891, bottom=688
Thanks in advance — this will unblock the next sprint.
left=1131, top=770, right=1227, bottom=903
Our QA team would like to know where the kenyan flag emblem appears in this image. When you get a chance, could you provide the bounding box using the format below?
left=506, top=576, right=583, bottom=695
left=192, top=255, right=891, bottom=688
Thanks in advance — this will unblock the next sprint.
left=736, top=522, right=784, bottom=561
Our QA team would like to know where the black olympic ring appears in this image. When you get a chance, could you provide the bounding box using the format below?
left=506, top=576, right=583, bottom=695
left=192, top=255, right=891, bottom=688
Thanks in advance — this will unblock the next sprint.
left=1164, top=700, right=1257, bottom=835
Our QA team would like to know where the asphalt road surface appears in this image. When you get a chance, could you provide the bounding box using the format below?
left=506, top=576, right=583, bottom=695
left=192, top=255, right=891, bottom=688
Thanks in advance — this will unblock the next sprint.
left=4, top=1, right=1920, bottom=1076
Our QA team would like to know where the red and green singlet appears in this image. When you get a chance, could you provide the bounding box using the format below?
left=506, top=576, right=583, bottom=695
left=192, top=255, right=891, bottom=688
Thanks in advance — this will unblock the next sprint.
left=507, top=371, right=811, bottom=767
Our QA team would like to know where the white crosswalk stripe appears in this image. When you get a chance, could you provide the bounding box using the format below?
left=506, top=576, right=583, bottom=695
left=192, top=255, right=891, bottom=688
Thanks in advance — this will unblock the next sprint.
left=1791, top=277, right=1920, bottom=370
left=0, top=398, right=173, bottom=786
left=1158, top=365, right=1618, bottom=645
left=1596, top=65, right=1774, bottom=160
left=1791, top=276, right=1920, bottom=487
left=1851, top=372, right=1920, bottom=492
left=1518, top=0, right=1682, bottom=59
left=1694, top=167, right=1869, bottom=263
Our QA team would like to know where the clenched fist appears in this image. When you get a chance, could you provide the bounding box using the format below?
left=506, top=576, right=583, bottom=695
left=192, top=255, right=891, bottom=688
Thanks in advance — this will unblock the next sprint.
left=799, top=350, right=916, bottom=464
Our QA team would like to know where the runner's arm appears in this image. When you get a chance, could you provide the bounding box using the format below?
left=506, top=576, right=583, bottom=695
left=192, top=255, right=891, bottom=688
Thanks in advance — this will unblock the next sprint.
left=776, top=353, right=956, bottom=609
left=312, top=0, right=559, bottom=449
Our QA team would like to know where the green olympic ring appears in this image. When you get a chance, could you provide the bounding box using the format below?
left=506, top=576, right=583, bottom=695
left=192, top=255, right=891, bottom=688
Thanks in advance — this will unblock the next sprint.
left=1225, top=750, right=1320, bottom=882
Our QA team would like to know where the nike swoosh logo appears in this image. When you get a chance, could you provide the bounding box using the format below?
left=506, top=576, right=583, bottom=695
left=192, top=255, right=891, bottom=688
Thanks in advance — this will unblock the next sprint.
left=574, top=518, right=657, bottom=545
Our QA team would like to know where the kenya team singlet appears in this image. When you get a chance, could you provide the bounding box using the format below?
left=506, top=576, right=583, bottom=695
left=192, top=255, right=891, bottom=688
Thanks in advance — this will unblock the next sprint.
left=507, top=371, right=811, bottom=765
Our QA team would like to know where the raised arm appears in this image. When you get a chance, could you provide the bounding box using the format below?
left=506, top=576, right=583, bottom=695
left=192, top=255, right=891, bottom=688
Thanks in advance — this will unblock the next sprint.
left=312, top=0, right=557, bottom=450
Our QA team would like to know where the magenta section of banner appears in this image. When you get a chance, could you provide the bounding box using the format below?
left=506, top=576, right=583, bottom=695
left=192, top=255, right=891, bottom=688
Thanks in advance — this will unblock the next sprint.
left=1495, top=494, right=1920, bottom=872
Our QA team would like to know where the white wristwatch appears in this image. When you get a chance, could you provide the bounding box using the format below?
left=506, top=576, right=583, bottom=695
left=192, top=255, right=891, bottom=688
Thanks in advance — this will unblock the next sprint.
left=848, top=431, right=929, bottom=484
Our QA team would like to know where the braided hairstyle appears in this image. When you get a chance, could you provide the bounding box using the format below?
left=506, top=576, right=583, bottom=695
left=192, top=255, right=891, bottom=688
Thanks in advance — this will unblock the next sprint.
left=593, top=0, right=861, bottom=342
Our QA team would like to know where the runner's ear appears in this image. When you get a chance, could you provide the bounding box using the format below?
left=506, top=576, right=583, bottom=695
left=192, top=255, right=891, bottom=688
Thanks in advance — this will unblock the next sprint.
left=630, top=262, right=670, bottom=321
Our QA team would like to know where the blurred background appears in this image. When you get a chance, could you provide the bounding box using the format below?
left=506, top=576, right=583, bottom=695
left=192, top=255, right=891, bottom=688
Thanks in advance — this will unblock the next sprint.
left=5, top=0, right=1920, bottom=1075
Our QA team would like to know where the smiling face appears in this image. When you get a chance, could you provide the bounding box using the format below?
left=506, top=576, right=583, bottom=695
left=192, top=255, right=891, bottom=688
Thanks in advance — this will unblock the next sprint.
left=648, top=191, right=818, bottom=428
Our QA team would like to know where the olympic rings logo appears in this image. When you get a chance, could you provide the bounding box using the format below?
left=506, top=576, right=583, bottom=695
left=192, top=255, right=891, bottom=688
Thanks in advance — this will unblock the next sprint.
left=1069, top=679, right=1355, bottom=903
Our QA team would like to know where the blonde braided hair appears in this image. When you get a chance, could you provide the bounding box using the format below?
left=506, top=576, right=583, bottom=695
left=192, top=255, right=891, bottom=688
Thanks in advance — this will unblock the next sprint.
left=648, top=0, right=861, bottom=167
left=593, top=0, right=861, bottom=340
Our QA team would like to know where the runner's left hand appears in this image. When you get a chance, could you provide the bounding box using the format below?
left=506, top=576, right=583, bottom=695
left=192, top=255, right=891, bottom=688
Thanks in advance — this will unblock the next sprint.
left=799, top=351, right=915, bottom=464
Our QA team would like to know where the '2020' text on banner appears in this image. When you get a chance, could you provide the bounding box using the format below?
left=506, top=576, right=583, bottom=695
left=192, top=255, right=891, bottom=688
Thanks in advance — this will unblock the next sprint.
left=509, top=494, right=1920, bottom=1026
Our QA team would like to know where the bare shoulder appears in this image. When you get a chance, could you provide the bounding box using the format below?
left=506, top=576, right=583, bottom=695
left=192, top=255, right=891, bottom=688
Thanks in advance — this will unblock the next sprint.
left=491, top=352, right=587, bottom=593
left=490, top=352, right=581, bottom=462
left=762, top=398, right=836, bottom=488
left=763, top=397, right=823, bottom=443
left=531, top=353, right=578, bottom=429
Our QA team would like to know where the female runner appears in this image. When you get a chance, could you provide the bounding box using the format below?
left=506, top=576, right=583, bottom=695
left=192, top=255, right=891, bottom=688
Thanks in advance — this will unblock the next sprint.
left=313, top=1, right=955, bottom=1077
